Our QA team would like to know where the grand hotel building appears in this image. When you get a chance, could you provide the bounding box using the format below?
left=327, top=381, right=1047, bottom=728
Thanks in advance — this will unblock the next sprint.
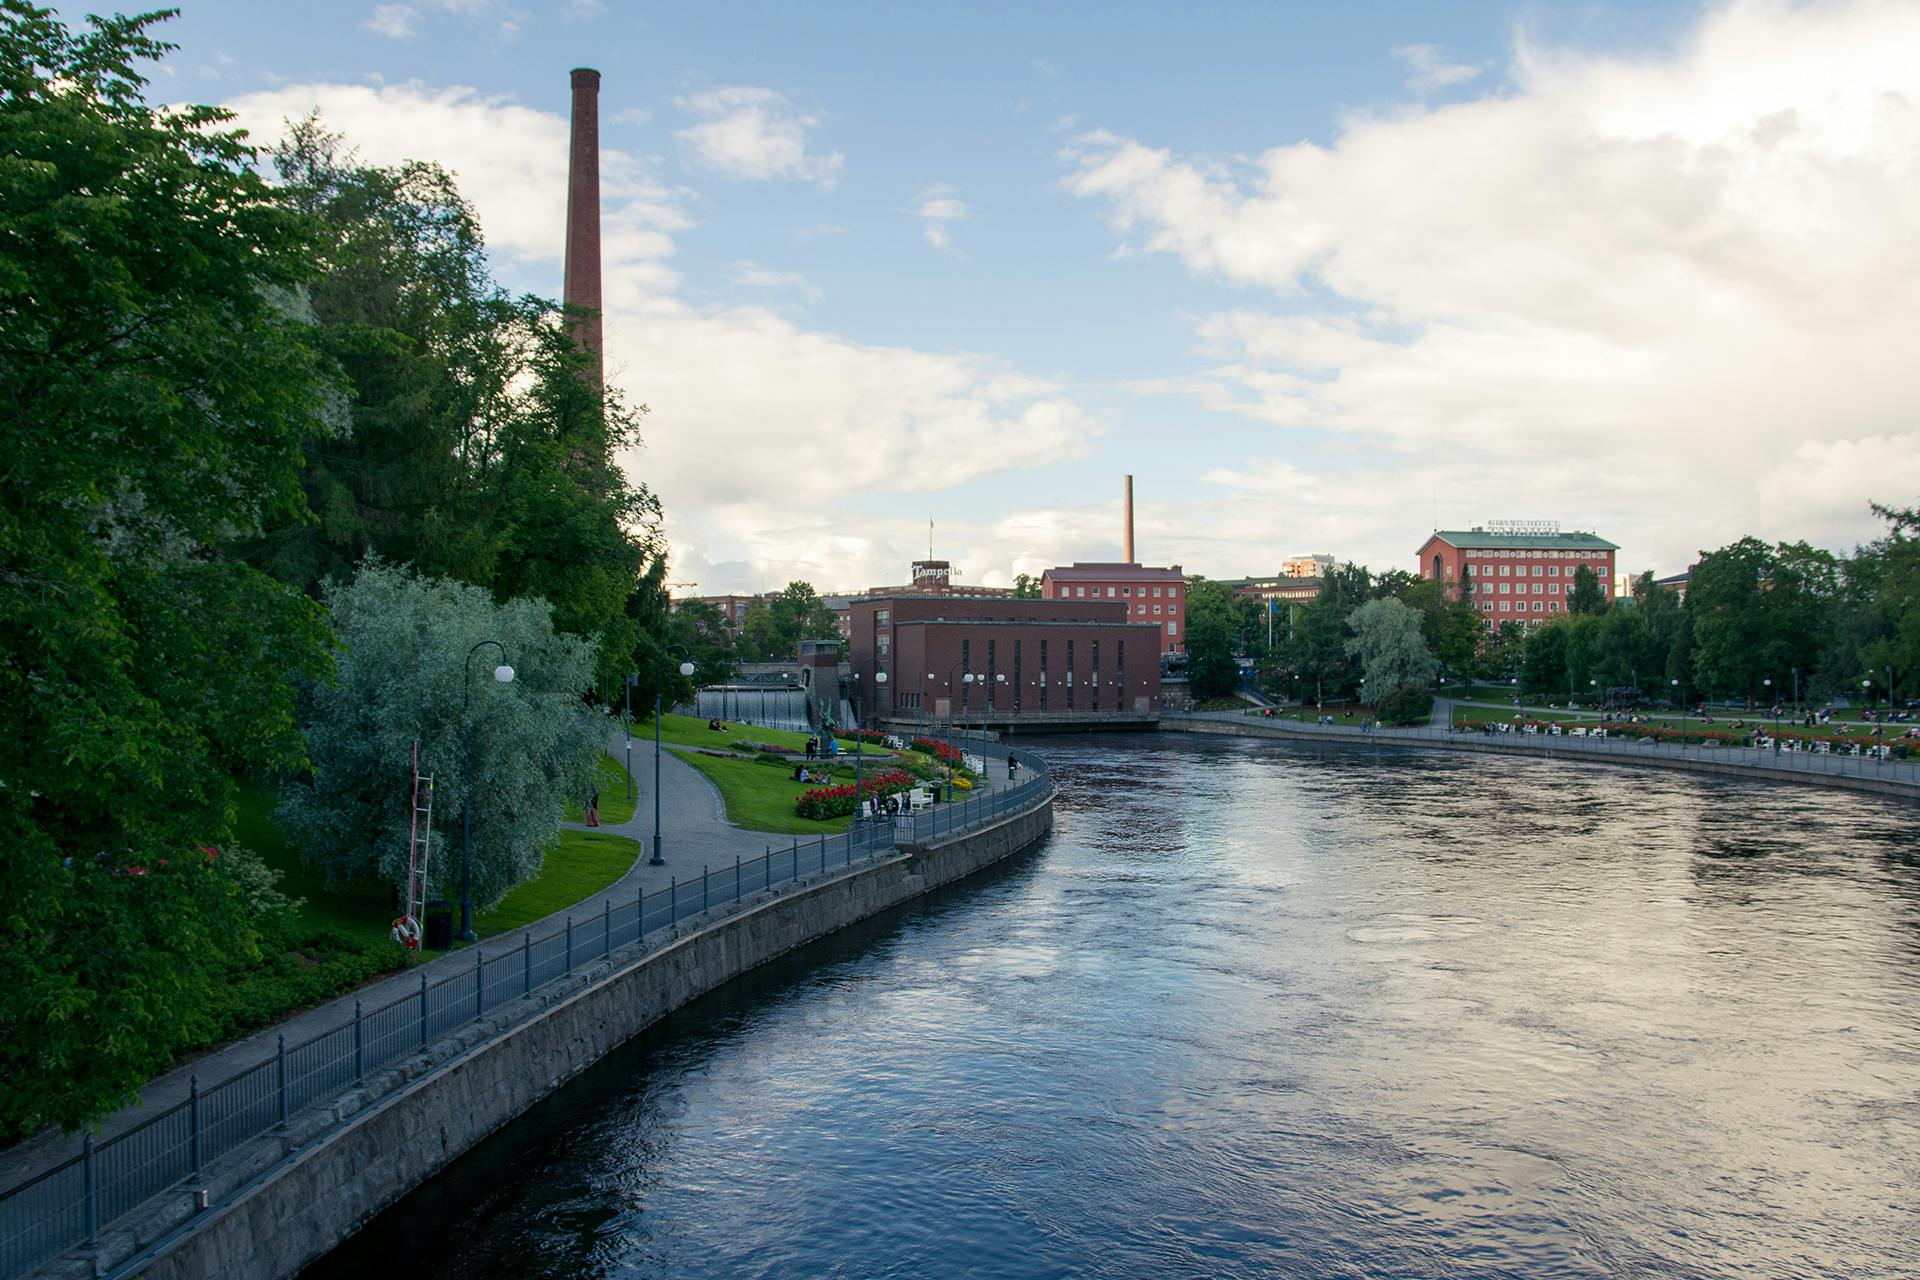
left=1416, top=527, right=1618, bottom=625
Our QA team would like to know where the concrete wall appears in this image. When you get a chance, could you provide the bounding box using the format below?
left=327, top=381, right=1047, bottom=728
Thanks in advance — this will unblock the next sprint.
left=1161, top=715, right=1920, bottom=803
left=64, top=796, right=1054, bottom=1280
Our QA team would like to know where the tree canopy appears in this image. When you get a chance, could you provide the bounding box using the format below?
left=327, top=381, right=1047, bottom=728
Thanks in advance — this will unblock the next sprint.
left=0, top=3, right=339, bottom=1136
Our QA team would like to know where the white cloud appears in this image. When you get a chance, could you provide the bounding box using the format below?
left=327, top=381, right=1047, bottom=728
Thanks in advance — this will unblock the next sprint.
left=1060, top=0, right=1920, bottom=575
left=1392, top=43, right=1481, bottom=95
left=728, top=261, right=821, bottom=304
left=226, top=80, right=1100, bottom=594
left=673, top=86, right=844, bottom=187
left=914, top=182, right=969, bottom=251
left=363, top=5, right=419, bottom=38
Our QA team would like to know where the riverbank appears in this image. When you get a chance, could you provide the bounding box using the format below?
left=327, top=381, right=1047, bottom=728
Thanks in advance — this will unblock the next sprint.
left=7, top=746, right=1053, bottom=1280
left=1159, top=711, right=1920, bottom=802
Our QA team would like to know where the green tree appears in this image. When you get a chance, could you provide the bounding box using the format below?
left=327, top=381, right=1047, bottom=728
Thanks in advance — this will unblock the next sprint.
left=0, top=4, right=338, bottom=1137
left=1520, top=622, right=1570, bottom=700
left=1183, top=578, right=1241, bottom=698
left=1435, top=599, right=1484, bottom=686
left=242, top=119, right=662, bottom=685
left=1012, top=572, right=1041, bottom=598
left=739, top=582, right=840, bottom=660
left=1567, top=565, right=1608, bottom=615
left=1345, top=597, right=1439, bottom=695
left=279, top=563, right=602, bottom=908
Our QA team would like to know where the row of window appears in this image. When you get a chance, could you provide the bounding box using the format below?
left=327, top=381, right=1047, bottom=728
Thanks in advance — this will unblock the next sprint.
left=1469, top=548, right=1605, bottom=558
left=1057, top=584, right=1180, bottom=600
left=1479, top=600, right=1562, bottom=613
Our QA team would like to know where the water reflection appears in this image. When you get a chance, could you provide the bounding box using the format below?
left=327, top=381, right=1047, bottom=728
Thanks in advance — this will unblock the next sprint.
left=308, top=735, right=1920, bottom=1280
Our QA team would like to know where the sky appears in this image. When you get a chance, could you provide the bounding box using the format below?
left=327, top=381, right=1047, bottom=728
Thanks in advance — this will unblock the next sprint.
left=125, top=0, right=1920, bottom=595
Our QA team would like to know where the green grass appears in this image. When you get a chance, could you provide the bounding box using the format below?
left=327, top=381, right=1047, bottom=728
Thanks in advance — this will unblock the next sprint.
left=1454, top=705, right=1593, bottom=727
left=234, top=779, right=397, bottom=950
left=647, top=712, right=875, bottom=756
left=667, top=747, right=865, bottom=834
left=563, top=753, right=639, bottom=826
left=472, top=829, right=641, bottom=936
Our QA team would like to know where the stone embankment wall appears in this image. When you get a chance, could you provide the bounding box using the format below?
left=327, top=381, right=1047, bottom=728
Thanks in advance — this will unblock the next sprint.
left=1160, top=715, right=1919, bottom=803
left=70, top=794, right=1054, bottom=1280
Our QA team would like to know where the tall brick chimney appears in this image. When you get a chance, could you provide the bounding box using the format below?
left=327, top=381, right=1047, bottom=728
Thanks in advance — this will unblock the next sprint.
left=1123, top=474, right=1135, bottom=564
left=563, top=67, right=603, bottom=385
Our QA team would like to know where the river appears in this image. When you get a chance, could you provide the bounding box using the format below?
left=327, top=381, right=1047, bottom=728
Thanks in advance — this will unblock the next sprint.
left=305, top=735, right=1920, bottom=1279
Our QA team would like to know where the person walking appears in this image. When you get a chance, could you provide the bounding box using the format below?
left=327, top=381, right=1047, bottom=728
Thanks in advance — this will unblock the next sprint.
left=585, top=786, right=600, bottom=828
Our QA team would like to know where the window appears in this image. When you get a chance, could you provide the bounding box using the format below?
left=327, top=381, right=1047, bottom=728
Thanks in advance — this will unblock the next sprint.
left=1532, top=582, right=1542, bottom=593
left=1137, top=604, right=1146, bottom=615
left=1499, top=582, right=1509, bottom=594
left=1153, top=587, right=1162, bottom=597
left=1482, top=602, right=1494, bottom=612
left=1549, top=565, right=1560, bottom=576
left=1499, top=564, right=1510, bottom=576
left=1076, top=586, right=1086, bottom=597
left=877, top=634, right=890, bottom=655
left=1123, top=586, right=1132, bottom=596
left=876, top=609, right=891, bottom=628
left=1168, top=586, right=1179, bottom=598
left=1154, top=605, right=1162, bottom=615
left=1532, top=601, right=1542, bottom=612
left=1549, top=602, right=1560, bottom=612
left=1167, top=621, right=1178, bottom=636
left=961, top=639, right=972, bottom=709
left=1065, top=640, right=1075, bottom=710
left=1550, top=583, right=1560, bottom=595
left=1107, top=587, right=1116, bottom=597
left=1500, top=601, right=1510, bottom=612
left=1532, top=565, right=1543, bottom=576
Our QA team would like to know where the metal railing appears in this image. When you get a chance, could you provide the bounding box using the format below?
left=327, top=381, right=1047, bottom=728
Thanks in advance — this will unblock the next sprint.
left=0, top=751, right=1052, bottom=1280
left=1167, top=711, right=1920, bottom=789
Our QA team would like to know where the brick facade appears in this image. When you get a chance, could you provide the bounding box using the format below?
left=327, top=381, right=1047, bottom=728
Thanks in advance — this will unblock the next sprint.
left=1418, top=529, right=1619, bottom=627
left=1039, top=562, right=1186, bottom=654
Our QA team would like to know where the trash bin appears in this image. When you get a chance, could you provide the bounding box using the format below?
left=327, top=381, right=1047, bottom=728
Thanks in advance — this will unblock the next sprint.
left=424, top=899, right=455, bottom=951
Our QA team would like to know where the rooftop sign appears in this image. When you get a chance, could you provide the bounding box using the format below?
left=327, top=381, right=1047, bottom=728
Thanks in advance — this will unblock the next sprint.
left=1484, top=519, right=1560, bottom=536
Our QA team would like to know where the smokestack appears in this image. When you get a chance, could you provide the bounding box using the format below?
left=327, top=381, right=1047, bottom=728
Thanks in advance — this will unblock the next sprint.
left=563, top=67, right=603, bottom=385
left=1123, top=474, right=1135, bottom=564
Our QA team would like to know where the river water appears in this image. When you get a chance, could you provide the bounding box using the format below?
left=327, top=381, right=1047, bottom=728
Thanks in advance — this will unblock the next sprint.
left=306, top=736, right=1920, bottom=1279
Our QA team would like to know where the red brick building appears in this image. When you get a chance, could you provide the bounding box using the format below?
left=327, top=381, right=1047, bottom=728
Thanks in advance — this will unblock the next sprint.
left=1039, top=562, right=1186, bottom=654
left=847, top=594, right=1163, bottom=722
left=1417, top=526, right=1619, bottom=626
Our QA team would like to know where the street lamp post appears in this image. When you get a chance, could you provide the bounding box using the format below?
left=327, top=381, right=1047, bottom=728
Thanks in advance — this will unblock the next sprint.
left=928, top=660, right=968, bottom=801
left=622, top=674, right=635, bottom=801
left=1672, top=676, right=1686, bottom=746
left=652, top=650, right=697, bottom=866
left=850, top=658, right=889, bottom=818
left=459, top=640, right=515, bottom=943
left=1764, top=677, right=1775, bottom=726
left=1862, top=677, right=1873, bottom=720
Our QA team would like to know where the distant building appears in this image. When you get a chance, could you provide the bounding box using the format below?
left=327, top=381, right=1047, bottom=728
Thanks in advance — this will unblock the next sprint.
left=1221, top=574, right=1323, bottom=605
left=847, top=594, right=1163, bottom=722
left=1418, top=523, right=1619, bottom=626
left=1653, top=567, right=1692, bottom=603
left=1279, top=554, right=1335, bottom=579
left=1040, top=562, right=1186, bottom=653
left=676, top=592, right=776, bottom=636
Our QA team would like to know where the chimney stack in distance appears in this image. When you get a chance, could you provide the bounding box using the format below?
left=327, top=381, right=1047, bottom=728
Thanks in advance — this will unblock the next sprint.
left=563, top=67, right=603, bottom=385
left=1123, top=474, right=1135, bottom=564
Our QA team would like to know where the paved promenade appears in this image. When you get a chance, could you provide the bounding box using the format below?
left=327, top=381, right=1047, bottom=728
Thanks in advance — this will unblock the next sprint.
left=0, top=728, right=996, bottom=1198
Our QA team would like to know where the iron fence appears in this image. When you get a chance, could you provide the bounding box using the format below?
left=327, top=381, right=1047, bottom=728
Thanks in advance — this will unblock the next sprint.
left=0, top=755, right=1051, bottom=1280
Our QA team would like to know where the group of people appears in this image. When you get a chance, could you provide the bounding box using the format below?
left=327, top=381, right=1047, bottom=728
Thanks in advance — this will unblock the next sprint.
left=803, top=734, right=838, bottom=760
left=791, top=763, right=830, bottom=783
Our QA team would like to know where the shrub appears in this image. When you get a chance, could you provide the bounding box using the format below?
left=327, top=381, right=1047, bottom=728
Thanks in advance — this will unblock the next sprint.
left=793, top=769, right=916, bottom=820
left=1375, top=683, right=1436, bottom=726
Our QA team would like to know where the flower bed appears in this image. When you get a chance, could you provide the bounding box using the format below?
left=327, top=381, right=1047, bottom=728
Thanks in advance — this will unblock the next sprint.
left=910, top=737, right=963, bottom=763
left=794, top=769, right=917, bottom=820
left=845, top=729, right=891, bottom=745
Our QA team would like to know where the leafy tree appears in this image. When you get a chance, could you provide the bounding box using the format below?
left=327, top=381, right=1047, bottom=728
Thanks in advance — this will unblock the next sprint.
left=279, top=563, right=602, bottom=909
left=1375, top=683, right=1436, bottom=725
left=1568, top=565, right=1608, bottom=615
left=1435, top=599, right=1484, bottom=685
left=1477, top=620, right=1526, bottom=682
left=1519, top=622, right=1570, bottom=700
left=1012, top=572, right=1041, bottom=598
left=738, top=582, right=840, bottom=660
left=1183, top=578, right=1241, bottom=698
left=241, top=119, right=662, bottom=685
left=0, top=4, right=338, bottom=1137
left=1345, top=597, right=1438, bottom=695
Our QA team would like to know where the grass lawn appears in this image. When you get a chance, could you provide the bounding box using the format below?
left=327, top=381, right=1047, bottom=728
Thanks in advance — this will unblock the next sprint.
left=668, top=747, right=877, bottom=835
left=1240, top=707, right=1377, bottom=724
left=1454, top=705, right=1594, bottom=727
left=563, top=753, right=639, bottom=826
left=472, top=830, right=641, bottom=937
left=234, top=779, right=398, bottom=951
left=648, top=712, right=876, bottom=756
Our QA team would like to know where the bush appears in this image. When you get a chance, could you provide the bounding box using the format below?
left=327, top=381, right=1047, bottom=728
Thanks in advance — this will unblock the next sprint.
left=1375, top=683, right=1436, bottom=725
left=793, top=769, right=916, bottom=820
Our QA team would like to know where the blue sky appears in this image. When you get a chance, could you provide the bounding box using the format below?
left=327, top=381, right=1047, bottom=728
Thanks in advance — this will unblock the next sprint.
left=126, top=0, right=1920, bottom=594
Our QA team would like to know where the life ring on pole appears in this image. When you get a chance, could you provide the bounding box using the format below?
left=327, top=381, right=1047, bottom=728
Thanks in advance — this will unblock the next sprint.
left=392, top=915, right=422, bottom=950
